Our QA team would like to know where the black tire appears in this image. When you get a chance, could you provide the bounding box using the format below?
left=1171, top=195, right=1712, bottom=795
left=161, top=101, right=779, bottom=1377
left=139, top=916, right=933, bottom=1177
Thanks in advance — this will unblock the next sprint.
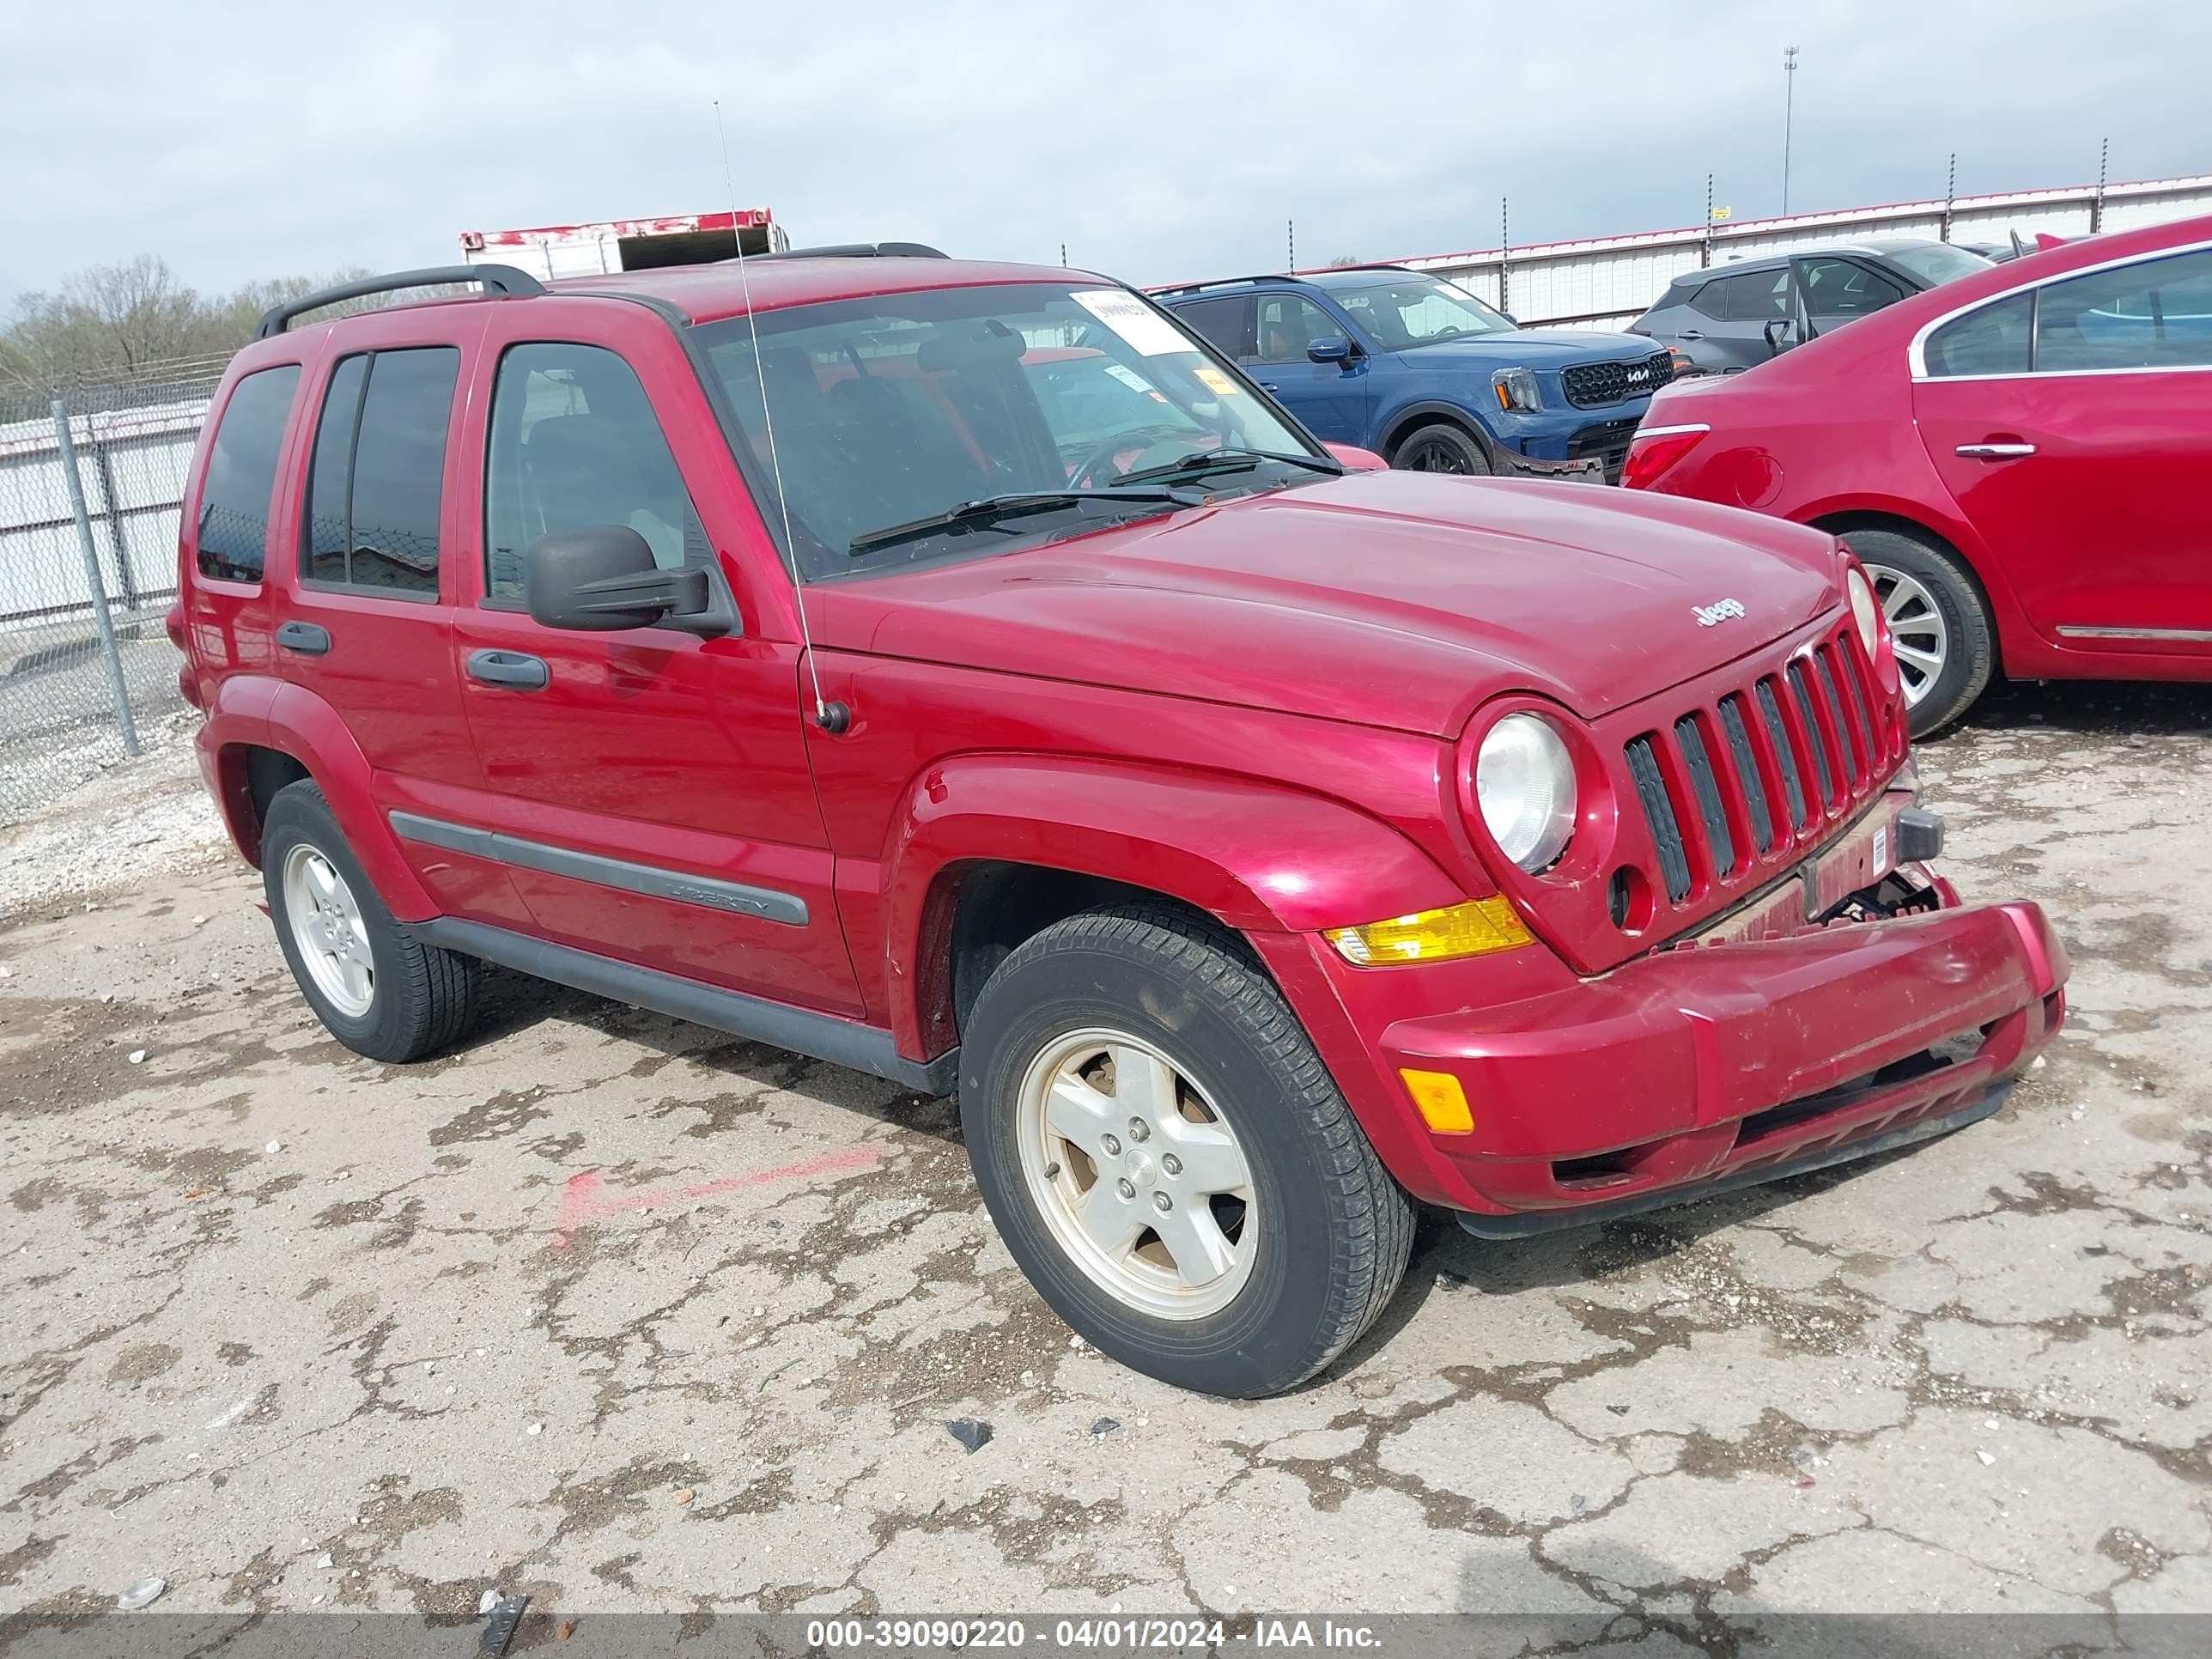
left=1839, top=526, right=1995, bottom=737
left=261, top=781, right=480, bottom=1063
left=958, top=902, right=1415, bottom=1397
left=1391, top=422, right=1492, bottom=476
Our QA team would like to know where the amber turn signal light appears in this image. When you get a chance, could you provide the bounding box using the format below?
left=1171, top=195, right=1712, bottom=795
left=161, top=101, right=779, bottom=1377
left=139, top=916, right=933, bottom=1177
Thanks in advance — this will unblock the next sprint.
left=1324, top=898, right=1533, bottom=966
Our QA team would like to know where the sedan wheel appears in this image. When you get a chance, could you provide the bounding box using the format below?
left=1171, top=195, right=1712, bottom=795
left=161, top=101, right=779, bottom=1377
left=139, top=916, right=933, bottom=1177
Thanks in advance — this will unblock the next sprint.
left=1865, top=562, right=1951, bottom=711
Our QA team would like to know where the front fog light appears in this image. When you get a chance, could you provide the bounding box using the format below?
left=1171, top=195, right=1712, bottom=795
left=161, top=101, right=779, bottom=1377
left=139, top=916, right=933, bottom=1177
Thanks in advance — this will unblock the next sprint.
left=1476, top=713, right=1577, bottom=871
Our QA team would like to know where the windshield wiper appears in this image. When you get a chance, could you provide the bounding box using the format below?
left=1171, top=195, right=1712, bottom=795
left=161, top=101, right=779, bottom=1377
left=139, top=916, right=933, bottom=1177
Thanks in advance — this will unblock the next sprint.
left=848, top=487, right=1202, bottom=556
left=1110, top=446, right=1344, bottom=487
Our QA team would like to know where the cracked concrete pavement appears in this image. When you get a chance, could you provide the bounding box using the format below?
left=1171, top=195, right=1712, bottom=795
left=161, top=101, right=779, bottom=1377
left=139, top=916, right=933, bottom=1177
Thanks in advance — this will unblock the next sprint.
left=2, top=681, right=2207, bottom=1628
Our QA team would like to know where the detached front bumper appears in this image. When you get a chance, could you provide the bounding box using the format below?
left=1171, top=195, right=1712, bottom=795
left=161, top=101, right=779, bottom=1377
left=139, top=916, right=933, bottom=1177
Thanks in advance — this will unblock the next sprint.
left=1496, top=452, right=1606, bottom=483
left=1271, top=896, right=2069, bottom=1230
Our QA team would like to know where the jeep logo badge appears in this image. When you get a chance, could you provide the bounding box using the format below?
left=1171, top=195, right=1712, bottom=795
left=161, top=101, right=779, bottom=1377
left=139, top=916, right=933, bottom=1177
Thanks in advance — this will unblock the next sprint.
left=1692, top=599, right=1747, bottom=627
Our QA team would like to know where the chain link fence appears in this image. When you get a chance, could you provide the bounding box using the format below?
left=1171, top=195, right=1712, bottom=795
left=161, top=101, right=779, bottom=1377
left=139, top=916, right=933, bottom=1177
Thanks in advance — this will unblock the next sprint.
left=0, top=356, right=228, bottom=823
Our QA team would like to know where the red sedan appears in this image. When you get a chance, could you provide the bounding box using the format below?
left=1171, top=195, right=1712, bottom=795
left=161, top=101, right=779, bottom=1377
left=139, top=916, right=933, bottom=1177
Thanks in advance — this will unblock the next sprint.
left=1624, top=213, right=2212, bottom=732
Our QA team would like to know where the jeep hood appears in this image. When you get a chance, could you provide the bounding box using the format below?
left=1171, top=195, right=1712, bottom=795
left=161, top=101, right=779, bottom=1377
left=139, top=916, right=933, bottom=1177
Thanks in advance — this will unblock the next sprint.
left=811, top=471, right=1844, bottom=738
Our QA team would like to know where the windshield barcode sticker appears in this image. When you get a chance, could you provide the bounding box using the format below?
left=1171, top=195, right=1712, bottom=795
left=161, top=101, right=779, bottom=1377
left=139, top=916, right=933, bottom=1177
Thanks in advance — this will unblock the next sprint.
left=1073, top=289, right=1200, bottom=356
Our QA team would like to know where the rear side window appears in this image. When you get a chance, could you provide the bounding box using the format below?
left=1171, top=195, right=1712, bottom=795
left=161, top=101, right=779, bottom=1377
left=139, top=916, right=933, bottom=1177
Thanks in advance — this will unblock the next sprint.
left=1170, top=295, right=1251, bottom=360
left=1798, top=258, right=1907, bottom=319
left=1711, top=270, right=1791, bottom=322
left=483, top=343, right=705, bottom=602
left=2034, top=248, right=2212, bottom=373
left=195, top=366, right=301, bottom=582
left=1686, top=280, right=1729, bottom=319
left=1923, top=293, right=2033, bottom=378
left=301, top=347, right=459, bottom=598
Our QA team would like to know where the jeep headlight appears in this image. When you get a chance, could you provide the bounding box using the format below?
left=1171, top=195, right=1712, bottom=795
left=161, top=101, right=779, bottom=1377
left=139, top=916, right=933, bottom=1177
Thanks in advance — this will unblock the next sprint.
left=1845, top=564, right=1881, bottom=653
left=1476, top=714, right=1577, bottom=871
left=1492, top=367, right=1542, bottom=413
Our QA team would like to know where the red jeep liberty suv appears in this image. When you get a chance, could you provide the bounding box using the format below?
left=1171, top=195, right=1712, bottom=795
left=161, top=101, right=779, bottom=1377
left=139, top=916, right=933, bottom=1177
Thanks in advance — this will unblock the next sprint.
left=169, top=250, right=2069, bottom=1397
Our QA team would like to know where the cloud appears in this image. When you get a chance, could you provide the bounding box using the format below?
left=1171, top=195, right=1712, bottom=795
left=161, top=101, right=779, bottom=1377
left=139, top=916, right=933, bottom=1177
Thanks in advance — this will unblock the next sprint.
left=4, top=0, right=2206, bottom=305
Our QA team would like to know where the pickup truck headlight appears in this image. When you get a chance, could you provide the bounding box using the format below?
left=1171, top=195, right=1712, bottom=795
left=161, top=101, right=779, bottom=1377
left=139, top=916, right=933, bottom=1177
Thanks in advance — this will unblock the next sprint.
left=1492, top=367, right=1542, bottom=413
left=1476, top=713, right=1577, bottom=871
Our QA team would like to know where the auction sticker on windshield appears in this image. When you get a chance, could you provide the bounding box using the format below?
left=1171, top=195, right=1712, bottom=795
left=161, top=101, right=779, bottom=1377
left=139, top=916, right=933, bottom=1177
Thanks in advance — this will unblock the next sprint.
left=1103, top=363, right=1168, bottom=401
left=1194, top=365, right=1243, bottom=397
left=1073, top=289, right=1199, bottom=356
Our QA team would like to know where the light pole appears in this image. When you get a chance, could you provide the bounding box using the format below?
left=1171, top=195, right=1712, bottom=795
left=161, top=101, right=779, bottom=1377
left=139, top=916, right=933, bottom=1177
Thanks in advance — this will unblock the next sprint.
left=1782, top=46, right=1800, bottom=216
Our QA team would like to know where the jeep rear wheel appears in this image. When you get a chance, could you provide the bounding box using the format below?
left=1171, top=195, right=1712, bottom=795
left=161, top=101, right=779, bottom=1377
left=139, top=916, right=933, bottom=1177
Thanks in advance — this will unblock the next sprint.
left=959, top=903, right=1414, bottom=1397
left=1392, top=422, right=1491, bottom=476
left=262, top=781, right=481, bottom=1063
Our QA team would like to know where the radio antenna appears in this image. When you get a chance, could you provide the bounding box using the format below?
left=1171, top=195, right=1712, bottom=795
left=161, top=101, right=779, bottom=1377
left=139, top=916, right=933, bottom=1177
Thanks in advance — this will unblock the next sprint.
left=716, top=99, right=843, bottom=731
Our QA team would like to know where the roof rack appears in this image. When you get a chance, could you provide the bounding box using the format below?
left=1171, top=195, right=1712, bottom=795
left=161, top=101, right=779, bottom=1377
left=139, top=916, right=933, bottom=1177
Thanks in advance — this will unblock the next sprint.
left=1152, top=262, right=1419, bottom=296
left=1150, top=274, right=1289, bottom=296
left=254, top=264, right=544, bottom=339
left=739, top=242, right=949, bottom=263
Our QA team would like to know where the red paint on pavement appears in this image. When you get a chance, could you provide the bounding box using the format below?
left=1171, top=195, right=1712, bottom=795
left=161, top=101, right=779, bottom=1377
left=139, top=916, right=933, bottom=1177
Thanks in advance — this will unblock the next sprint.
left=550, top=1146, right=882, bottom=1248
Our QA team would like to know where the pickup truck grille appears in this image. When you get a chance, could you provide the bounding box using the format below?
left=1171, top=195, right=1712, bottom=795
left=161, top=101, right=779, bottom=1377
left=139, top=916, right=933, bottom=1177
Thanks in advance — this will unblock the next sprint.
left=1620, top=626, right=1899, bottom=910
left=1561, top=350, right=1674, bottom=410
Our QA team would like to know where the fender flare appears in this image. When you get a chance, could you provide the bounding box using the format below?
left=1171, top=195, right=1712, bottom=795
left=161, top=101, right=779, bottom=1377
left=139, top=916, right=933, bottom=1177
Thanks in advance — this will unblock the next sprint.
left=212, top=681, right=436, bottom=921
left=878, top=753, right=1468, bottom=1058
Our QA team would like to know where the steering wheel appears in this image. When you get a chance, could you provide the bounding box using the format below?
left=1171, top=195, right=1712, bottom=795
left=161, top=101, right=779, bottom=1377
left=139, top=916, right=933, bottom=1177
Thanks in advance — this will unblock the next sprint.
left=1427, top=325, right=1466, bottom=342
left=1066, top=425, right=1206, bottom=489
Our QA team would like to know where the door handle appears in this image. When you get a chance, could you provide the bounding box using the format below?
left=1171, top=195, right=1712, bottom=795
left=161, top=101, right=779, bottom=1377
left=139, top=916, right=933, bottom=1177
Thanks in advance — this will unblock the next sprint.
left=1678, top=330, right=1705, bottom=341
left=1259, top=382, right=1280, bottom=392
left=1955, top=442, right=2037, bottom=459
left=275, top=621, right=331, bottom=655
left=466, top=649, right=550, bottom=690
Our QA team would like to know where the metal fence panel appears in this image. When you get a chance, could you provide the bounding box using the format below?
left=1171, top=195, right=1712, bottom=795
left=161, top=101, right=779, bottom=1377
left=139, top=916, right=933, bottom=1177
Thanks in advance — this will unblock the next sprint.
left=0, top=368, right=222, bottom=824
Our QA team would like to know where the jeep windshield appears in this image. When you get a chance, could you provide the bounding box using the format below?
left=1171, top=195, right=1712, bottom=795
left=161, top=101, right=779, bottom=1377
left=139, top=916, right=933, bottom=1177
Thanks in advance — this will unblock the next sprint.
left=697, top=283, right=1332, bottom=578
left=1325, top=274, right=1516, bottom=349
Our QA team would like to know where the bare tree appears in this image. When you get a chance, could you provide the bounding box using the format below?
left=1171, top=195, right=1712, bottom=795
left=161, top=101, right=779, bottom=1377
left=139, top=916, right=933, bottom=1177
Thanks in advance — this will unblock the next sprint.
left=0, top=258, right=385, bottom=396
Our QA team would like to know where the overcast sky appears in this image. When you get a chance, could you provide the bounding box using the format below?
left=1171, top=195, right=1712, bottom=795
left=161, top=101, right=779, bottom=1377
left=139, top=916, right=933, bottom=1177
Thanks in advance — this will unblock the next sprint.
left=5, top=0, right=2208, bottom=308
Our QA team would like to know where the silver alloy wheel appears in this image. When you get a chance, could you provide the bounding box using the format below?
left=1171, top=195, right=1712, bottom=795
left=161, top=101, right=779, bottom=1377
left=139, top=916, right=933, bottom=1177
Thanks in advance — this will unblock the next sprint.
left=1016, top=1028, right=1256, bottom=1321
left=282, top=843, right=374, bottom=1019
left=1865, top=562, right=1951, bottom=708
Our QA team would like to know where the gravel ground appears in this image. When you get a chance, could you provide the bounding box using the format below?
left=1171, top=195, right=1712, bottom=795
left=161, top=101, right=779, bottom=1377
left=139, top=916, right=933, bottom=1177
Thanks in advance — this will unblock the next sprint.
left=1, top=680, right=2208, bottom=1637
left=0, top=720, right=222, bottom=918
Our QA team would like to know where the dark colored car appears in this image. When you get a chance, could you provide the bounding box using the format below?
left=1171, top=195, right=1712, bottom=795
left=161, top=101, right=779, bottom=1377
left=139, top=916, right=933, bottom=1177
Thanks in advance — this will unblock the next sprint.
left=1625, top=214, right=2212, bottom=733
left=169, top=248, right=2066, bottom=1397
left=1632, top=239, right=1993, bottom=374
left=1157, top=266, right=1673, bottom=481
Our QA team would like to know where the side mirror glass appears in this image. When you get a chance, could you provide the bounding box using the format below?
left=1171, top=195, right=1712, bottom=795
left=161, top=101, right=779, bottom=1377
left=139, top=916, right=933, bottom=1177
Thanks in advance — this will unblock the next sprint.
left=1306, top=335, right=1354, bottom=365
left=523, top=526, right=713, bottom=633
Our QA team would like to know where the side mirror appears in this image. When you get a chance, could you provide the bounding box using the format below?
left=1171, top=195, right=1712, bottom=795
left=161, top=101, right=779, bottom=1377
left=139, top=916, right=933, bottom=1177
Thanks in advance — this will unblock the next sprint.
left=1322, top=441, right=1388, bottom=471
left=524, top=526, right=714, bottom=632
left=1763, top=318, right=1796, bottom=353
left=1306, top=335, right=1355, bottom=366
left=1501, top=312, right=1519, bottom=327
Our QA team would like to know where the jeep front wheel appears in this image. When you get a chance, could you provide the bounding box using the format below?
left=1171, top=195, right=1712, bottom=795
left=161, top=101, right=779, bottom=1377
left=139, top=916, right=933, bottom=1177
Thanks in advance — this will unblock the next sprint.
left=959, top=903, right=1414, bottom=1397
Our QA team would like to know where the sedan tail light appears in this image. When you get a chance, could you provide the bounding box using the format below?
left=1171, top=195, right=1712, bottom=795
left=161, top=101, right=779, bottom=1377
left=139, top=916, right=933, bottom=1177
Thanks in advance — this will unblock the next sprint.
left=1620, top=422, right=1710, bottom=491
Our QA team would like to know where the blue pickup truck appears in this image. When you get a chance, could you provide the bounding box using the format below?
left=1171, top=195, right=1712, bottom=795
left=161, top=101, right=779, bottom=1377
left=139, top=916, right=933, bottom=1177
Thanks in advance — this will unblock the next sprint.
left=1156, top=265, right=1672, bottom=482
